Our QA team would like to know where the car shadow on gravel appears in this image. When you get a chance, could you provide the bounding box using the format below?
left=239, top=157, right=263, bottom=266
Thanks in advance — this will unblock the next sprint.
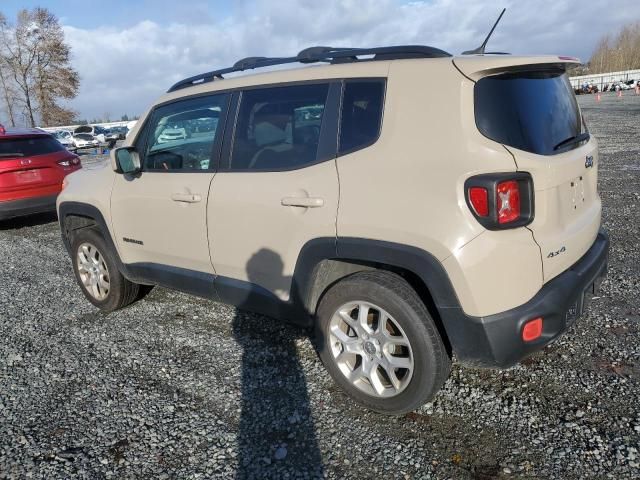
left=233, top=249, right=324, bottom=479
left=0, top=211, right=58, bottom=231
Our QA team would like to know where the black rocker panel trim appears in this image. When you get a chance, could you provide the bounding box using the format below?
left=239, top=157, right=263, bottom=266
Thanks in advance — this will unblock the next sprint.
left=126, top=263, right=217, bottom=300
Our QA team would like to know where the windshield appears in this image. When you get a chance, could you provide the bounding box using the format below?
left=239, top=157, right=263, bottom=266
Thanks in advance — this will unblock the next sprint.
left=474, top=70, right=582, bottom=155
left=76, top=134, right=94, bottom=140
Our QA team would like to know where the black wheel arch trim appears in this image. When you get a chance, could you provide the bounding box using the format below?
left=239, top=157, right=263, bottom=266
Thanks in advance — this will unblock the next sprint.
left=58, top=201, right=136, bottom=281
left=291, top=237, right=462, bottom=314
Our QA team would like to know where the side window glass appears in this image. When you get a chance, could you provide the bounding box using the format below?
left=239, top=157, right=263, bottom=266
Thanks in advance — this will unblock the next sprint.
left=230, top=84, right=329, bottom=171
left=141, top=94, right=227, bottom=171
left=339, top=80, right=385, bottom=154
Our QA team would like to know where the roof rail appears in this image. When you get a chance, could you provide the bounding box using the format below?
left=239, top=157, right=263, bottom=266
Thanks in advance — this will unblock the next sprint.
left=167, top=44, right=451, bottom=93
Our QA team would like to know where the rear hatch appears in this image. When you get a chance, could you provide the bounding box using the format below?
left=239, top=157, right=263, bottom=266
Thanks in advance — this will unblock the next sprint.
left=457, top=56, right=601, bottom=282
left=0, top=135, right=71, bottom=201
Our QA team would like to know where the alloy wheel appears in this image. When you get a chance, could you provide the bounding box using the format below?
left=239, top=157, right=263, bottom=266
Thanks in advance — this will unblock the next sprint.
left=328, top=301, right=414, bottom=398
left=76, top=242, right=110, bottom=301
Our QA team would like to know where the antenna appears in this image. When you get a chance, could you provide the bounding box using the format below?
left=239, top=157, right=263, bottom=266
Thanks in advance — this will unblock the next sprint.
left=462, top=8, right=506, bottom=55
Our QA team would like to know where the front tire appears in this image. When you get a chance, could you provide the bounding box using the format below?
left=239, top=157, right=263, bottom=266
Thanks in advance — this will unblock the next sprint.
left=315, top=271, right=451, bottom=415
left=71, top=229, right=141, bottom=312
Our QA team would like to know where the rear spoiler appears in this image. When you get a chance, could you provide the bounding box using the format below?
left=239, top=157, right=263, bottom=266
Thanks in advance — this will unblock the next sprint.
left=453, top=55, right=581, bottom=82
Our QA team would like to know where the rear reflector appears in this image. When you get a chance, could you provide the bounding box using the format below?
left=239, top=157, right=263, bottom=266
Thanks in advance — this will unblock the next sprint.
left=496, top=180, right=521, bottom=224
left=522, top=317, right=543, bottom=342
left=468, top=187, right=489, bottom=217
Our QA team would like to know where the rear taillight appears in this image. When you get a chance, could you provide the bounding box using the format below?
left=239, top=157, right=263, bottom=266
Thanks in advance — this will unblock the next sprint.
left=58, top=156, right=81, bottom=167
left=465, top=173, right=534, bottom=230
left=496, top=180, right=520, bottom=224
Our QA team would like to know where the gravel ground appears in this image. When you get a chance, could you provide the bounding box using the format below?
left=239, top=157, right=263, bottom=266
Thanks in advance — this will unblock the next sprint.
left=1, top=92, right=639, bottom=479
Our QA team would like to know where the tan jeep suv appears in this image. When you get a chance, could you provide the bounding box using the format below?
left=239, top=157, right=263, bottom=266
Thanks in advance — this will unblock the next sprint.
left=57, top=45, right=609, bottom=414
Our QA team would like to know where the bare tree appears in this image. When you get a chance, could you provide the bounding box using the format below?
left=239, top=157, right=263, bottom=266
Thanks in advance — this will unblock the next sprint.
left=0, top=13, right=17, bottom=126
left=0, top=59, right=17, bottom=126
left=588, top=22, right=640, bottom=74
left=31, top=8, right=79, bottom=126
left=0, top=8, right=79, bottom=127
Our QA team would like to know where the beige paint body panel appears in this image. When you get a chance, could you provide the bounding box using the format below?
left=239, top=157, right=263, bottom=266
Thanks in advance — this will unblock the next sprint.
left=208, top=162, right=339, bottom=301
left=453, top=55, right=580, bottom=81
left=335, top=59, right=543, bottom=316
left=56, top=161, right=117, bottom=246
left=508, top=139, right=601, bottom=282
left=443, top=229, right=543, bottom=317
left=111, top=172, right=216, bottom=273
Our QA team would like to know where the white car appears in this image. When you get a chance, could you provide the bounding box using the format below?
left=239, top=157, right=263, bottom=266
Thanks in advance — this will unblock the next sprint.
left=157, top=127, right=188, bottom=143
left=54, top=130, right=76, bottom=150
left=73, top=133, right=100, bottom=149
left=74, top=125, right=106, bottom=144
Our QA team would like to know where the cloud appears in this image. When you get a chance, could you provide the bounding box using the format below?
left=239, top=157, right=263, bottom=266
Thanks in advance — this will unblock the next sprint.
left=62, top=0, right=638, bottom=120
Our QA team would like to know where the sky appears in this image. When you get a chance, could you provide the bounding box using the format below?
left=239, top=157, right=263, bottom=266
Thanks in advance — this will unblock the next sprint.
left=1, top=0, right=639, bottom=121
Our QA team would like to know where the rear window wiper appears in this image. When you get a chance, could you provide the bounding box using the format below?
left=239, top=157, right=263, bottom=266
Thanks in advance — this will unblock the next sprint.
left=553, top=132, right=590, bottom=151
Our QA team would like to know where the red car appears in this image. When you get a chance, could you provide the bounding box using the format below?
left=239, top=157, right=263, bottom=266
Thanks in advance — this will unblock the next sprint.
left=0, top=124, right=81, bottom=221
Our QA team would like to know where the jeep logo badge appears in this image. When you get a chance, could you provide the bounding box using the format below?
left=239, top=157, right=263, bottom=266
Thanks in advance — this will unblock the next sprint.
left=585, top=155, right=594, bottom=168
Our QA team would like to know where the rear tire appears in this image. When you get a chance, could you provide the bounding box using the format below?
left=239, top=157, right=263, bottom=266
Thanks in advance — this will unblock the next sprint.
left=315, top=271, right=451, bottom=415
left=71, top=228, right=141, bottom=312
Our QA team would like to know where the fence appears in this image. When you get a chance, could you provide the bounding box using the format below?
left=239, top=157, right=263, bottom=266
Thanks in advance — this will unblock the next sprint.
left=569, top=69, right=640, bottom=90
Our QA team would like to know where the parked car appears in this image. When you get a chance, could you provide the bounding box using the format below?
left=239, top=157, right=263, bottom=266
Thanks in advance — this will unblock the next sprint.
left=74, top=125, right=107, bottom=144
left=103, top=129, right=120, bottom=148
left=107, top=127, right=127, bottom=140
left=57, top=45, right=609, bottom=414
left=157, top=126, right=188, bottom=143
left=72, top=133, right=100, bottom=150
left=54, top=130, right=76, bottom=151
left=0, top=124, right=81, bottom=220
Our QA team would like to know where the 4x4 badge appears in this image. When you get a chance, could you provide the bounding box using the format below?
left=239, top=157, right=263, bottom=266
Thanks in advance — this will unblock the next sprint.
left=547, top=246, right=566, bottom=258
left=585, top=155, right=594, bottom=168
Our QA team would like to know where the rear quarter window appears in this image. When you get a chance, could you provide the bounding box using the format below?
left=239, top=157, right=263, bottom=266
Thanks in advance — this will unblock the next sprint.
left=0, top=136, right=65, bottom=158
left=339, top=80, right=385, bottom=155
left=474, top=70, right=582, bottom=155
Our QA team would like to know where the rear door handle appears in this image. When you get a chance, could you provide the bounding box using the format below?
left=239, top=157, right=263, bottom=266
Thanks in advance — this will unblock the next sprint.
left=281, top=196, right=324, bottom=208
left=171, top=193, right=202, bottom=203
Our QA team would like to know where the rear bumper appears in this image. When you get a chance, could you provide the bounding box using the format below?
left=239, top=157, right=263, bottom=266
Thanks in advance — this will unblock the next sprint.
left=448, top=229, right=609, bottom=368
left=0, top=194, right=58, bottom=221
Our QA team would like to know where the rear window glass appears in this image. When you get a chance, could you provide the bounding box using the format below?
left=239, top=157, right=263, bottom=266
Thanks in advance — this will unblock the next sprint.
left=474, top=71, right=582, bottom=155
left=0, top=136, right=65, bottom=158
left=230, top=83, right=329, bottom=170
left=339, top=80, right=385, bottom=154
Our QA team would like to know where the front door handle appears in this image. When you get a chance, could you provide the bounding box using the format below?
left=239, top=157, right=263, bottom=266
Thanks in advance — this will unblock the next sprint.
left=281, top=196, right=324, bottom=208
left=171, top=193, right=202, bottom=203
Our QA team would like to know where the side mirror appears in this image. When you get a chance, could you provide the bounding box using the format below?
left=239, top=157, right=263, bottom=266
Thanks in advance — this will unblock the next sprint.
left=112, top=147, right=141, bottom=174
